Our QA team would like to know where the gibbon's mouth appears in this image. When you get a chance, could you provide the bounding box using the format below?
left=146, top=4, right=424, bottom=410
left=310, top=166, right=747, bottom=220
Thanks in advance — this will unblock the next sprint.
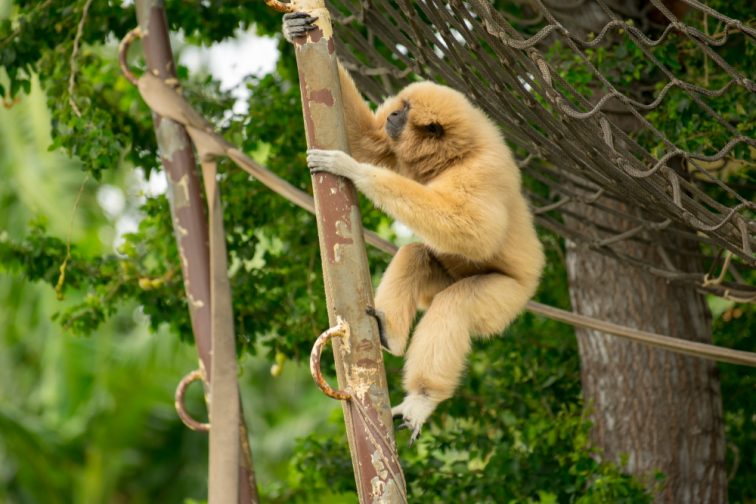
left=386, top=101, right=410, bottom=140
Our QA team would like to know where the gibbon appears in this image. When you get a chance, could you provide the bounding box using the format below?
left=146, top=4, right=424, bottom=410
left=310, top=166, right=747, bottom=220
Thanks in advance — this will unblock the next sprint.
left=285, top=14, right=545, bottom=442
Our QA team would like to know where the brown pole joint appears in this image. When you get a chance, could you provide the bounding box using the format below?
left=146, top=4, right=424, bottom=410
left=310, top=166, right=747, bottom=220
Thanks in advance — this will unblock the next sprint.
left=310, top=317, right=352, bottom=400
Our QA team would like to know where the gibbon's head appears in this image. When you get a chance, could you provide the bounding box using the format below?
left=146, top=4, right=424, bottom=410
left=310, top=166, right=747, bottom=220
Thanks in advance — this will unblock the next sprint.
left=376, top=81, right=494, bottom=180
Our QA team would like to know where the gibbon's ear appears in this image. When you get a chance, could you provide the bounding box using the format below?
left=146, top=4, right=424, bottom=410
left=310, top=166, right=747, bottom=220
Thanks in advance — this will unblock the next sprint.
left=422, top=122, right=444, bottom=138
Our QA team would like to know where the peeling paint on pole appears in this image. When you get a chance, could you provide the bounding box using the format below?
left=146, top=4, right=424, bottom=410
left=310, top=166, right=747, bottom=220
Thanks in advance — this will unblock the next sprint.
left=156, top=118, right=188, bottom=161
left=134, top=1, right=259, bottom=501
left=283, top=0, right=407, bottom=501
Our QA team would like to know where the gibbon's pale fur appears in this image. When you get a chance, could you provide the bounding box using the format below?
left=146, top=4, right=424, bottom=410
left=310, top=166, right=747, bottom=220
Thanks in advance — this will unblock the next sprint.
left=308, top=67, right=546, bottom=439
left=285, top=12, right=544, bottom=441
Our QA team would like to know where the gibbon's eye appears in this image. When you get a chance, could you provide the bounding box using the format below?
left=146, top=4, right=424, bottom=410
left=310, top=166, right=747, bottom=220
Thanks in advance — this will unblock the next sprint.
left=423, top=123, right=444, bottom=137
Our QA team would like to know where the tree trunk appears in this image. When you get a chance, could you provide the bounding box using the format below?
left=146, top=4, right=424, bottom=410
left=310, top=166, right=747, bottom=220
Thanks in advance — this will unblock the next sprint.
left=551, top=2, right=729, bottom=500
left=565, top=203, right=727, bottom=502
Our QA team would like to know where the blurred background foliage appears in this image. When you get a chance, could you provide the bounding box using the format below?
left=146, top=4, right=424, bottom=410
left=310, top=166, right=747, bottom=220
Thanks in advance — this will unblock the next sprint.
left=0, top=0, right=753, bottom=502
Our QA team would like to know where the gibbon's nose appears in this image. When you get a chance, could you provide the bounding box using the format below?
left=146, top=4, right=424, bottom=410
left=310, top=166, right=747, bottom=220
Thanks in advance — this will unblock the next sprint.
left=386, top=102, right=409, bottom=140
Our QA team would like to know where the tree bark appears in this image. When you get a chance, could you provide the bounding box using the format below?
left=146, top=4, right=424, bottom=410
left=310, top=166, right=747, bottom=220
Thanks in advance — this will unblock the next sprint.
left=557, top=3, right=728, bottom=501
left=565, top=206, right=727, bottom=502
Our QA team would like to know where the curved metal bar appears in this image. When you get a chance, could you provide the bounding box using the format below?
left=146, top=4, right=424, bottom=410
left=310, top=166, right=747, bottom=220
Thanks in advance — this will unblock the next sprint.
left=174, top=369, right=211, bottom=432
left=118, top=26, right=142, bottom=86
left=310, top=317, right=352, bottom=400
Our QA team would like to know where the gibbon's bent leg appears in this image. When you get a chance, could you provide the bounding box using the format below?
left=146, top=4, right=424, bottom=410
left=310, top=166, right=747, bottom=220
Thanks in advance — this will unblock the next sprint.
left=373, top=243, right=453, bottom=356
left=392, top=273, right=534, bottom=442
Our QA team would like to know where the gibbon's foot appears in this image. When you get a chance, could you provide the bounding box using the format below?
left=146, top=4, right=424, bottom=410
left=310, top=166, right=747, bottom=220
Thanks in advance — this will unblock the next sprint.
left=391, top=393, right=438, bottom=446
left=366, top=306, right=390, bottom=351
left=367, top=305, right=406, bottom=356
left=393, top=416, right=421, bottom=447
left=282, top=12, right=318, bottom=43
left=307, top=149, right=361, bottom=178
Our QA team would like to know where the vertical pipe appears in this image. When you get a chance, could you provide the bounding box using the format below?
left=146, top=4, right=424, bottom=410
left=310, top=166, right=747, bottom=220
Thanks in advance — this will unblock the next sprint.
left=279, top=0, right=407, bottom=501
left=133, top=1, right=259, bottom=501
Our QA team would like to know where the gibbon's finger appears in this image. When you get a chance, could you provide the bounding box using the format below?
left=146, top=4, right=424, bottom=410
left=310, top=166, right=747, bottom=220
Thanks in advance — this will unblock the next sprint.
left=394, top=418, right=409, bottom=431
left=307, top=160, right=330, bottom=171
left=283, top=25, right=317, bottom=42
left=287, top=25, right=314, bottom=35
left=408, top=427, right=421, bottom=447
left=286, top=17, right=318, bottom=31
left=285, top=16, right=318, bottom=27
left=307, top=151, right=338, bottom=172
left=282, top=13, right=318, bottom=42
left=283, top=11, right=310, bottom=19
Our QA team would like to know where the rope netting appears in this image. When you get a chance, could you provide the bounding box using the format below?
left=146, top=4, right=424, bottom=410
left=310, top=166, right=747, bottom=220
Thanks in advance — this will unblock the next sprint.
left=325, top=0, right=755, bottom=300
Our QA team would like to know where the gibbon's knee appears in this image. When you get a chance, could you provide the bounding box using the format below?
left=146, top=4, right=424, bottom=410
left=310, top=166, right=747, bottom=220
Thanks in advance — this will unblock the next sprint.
left=374, top=244, right=452, bottom=355
left=402, top=284, right=474, bottom=402
left=463, top=274, right=535, bottom=336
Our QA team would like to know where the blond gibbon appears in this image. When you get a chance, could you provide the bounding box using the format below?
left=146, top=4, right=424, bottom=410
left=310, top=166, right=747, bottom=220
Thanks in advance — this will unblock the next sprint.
left=285, top=14, right=545, bottom=441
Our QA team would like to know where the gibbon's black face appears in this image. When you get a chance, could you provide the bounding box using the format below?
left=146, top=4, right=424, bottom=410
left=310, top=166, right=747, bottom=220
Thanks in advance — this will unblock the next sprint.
left=386, top=101, right=409, bottom=140
left=385, top=100, right=445, bottom=142
left=378, top=81, right=485, bottom=179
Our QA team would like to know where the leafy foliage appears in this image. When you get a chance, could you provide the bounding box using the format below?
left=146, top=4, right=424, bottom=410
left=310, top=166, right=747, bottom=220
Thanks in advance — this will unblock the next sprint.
left=0, top=0, right=753, bottom=502
left=547, top=0, right=754, bottom=204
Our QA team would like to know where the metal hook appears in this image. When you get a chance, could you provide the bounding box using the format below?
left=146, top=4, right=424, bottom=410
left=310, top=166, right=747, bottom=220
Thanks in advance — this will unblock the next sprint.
left=310, top=317, right=352, bottom=400
left=118, top=26, right=142, bottom=86
left=174, top=369, right=211, bottom=432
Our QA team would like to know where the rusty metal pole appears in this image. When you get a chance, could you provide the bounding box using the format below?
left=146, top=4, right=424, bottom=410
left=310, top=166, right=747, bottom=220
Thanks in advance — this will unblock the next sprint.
left=133, top=1, right=259, bottom=501
left=266, top=1, right=406, bottom=502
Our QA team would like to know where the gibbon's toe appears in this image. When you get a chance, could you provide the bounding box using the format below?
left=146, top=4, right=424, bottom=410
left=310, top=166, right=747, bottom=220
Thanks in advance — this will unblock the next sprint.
left=366, top=306, right=391, bottom=351
left=367, top=306, right=411, bottom=356
left=391, top=393, right=438, bottom=445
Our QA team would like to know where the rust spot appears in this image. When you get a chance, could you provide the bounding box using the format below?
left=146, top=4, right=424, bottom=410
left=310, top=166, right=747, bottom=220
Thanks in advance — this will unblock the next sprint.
left=356, top=340, right=375, bottom=354
left=314, top=181, right=354, bottom=263
left=310, top=88, right=335, bottom=107
left=309, top=27, right=323, bottom=43
left=356, top=357, right=378, bottom=367
left=297, top=69, right=317, bottom=148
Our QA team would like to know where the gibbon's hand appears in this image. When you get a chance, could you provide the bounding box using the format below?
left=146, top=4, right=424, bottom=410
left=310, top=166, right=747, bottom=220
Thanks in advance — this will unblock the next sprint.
left=391, top=393, right=439, bottom=446
left=307, top=149, right=366, bottom=179
left=282, top=12, right=318, bottom=43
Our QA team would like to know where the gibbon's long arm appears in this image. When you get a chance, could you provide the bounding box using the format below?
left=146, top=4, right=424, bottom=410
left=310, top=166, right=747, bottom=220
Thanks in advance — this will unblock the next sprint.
left=336, top=64, right=395, bottom=167
left=307, top=149, right=507, bottom=260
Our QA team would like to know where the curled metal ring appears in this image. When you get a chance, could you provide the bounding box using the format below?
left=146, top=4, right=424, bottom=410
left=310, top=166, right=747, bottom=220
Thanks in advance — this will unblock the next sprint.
left=118, top=26, right=142, bottom=86
left=310, top=317, right=352, bottom=400
left=174, top=369, right=210, bottom=432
